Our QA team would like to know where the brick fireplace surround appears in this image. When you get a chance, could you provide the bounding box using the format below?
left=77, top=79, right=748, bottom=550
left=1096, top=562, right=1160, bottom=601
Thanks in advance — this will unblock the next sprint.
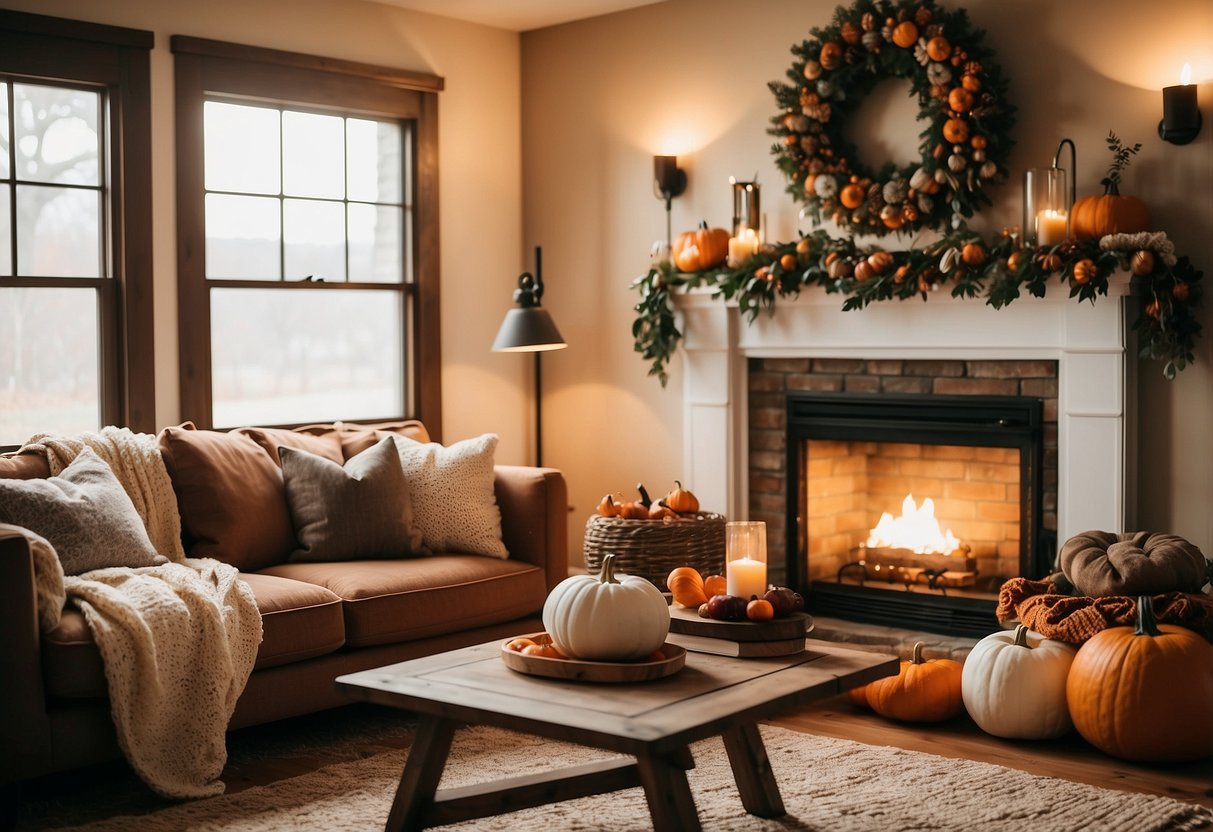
left=674, top=275, right=1137, bottom=650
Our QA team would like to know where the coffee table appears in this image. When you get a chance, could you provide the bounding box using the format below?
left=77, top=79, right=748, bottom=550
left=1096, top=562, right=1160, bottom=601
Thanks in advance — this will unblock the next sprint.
left=337, top=637, right=898, bottom=831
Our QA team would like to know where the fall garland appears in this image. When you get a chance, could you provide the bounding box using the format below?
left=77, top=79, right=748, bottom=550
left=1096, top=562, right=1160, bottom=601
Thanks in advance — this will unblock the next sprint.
left=769, top=0, right=1014, bottom=237
left=632, top=0, right=1203, bottom=384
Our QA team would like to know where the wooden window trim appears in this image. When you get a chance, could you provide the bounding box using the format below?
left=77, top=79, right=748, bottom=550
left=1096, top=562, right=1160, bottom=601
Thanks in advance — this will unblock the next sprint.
left=0, top=11, right=155, bottom=436
left=172, top=38, right=442, bottom=438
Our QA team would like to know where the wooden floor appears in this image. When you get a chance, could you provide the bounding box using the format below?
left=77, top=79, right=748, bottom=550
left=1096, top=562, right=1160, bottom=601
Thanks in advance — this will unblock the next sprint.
left=220, top=695, right=1213, bottom=811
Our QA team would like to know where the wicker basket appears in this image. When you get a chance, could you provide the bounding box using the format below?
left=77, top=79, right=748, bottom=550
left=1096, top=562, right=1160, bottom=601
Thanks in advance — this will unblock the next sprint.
left=583, top=512, right=727, bottom=589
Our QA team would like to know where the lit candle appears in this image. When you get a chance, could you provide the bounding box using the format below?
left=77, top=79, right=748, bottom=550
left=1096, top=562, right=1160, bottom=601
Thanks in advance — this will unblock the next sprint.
left=1035, top=209, right=1068, bottom=246
left=727, top=227, right=758, bottom=267
left=726, top=556, right=767, bottom=600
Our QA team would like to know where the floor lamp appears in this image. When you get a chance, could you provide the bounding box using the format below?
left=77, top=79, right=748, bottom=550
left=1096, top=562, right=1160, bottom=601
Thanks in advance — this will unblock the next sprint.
left=491, top=246, right=567, bottom=467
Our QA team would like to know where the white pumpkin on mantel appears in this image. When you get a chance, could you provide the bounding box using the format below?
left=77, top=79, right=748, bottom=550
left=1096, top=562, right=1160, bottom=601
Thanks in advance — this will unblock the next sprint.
left=543, top=553, right=670, bottom=661
left=961, top=624, right=1077, bottom=739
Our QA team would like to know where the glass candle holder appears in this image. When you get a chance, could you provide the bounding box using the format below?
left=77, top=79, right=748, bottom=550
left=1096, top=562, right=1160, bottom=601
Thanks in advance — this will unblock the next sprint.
left=730, top=177, right=760, bottom=238
left=725, top=521, right=767, bottom=600
left=1022, top=167, right=1071, bottom=247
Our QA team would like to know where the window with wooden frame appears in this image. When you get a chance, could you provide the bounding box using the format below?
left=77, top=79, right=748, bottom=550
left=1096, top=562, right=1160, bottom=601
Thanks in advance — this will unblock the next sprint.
left=0, top=11, right=154, bottom=449
left=172, top=37, right=442, bottom=435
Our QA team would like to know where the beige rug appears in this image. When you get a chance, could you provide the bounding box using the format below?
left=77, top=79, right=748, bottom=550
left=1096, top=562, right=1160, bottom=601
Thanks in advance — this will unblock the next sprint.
left=35, top=720, right=1212, bottom=832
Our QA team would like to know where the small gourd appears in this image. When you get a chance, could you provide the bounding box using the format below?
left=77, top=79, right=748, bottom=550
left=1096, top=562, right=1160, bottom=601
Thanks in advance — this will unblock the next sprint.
left=543, top=554, right=670, bottom=661
left=1066, top=595, right=1213, bottom=762
left=667, top=566, right=708, bottom=608
left=961, top=624, right=1076, bottom=739
left=866, top=642, right=963, bottom=723
left=664, top=480, right=700, bottom=514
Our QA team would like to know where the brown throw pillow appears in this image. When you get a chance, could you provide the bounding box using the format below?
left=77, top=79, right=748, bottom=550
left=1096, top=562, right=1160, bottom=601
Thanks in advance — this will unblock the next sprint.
left=281, top=437, right=426, bottom=562
left=0, top=448, right=167, bottom=575
left=159, top=423, right=295, bottom=571
left=293, top=420, right=430, bottom=460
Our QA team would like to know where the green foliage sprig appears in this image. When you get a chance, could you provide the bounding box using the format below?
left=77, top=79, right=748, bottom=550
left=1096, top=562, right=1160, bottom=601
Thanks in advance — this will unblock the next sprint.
left=1100, top=130, right=1141, bottom=195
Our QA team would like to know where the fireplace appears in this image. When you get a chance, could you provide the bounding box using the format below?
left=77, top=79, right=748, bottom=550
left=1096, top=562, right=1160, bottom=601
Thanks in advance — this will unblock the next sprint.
left=783, top=388, right=1052, bottom=637
left=674, top=275, right=1136, bottom=636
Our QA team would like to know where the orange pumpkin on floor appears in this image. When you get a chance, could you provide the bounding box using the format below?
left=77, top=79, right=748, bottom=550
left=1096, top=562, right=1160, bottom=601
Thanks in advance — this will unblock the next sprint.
left=866, top=642, right=964, bottom=722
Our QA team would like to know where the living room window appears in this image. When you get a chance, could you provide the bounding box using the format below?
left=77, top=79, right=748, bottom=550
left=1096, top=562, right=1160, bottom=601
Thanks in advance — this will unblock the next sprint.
left=0, top=11, right=154, bottom=448
left=173, top=37, right=443, bottom=433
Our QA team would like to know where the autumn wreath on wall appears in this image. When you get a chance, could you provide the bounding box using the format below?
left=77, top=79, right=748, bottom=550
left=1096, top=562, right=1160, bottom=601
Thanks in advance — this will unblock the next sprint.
left=632, top=0, right=1203, bottom=385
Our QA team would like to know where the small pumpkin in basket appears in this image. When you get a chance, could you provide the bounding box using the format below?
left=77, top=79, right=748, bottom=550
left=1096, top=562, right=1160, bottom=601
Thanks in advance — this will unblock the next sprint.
left=663, top=480, right=699, bottom=514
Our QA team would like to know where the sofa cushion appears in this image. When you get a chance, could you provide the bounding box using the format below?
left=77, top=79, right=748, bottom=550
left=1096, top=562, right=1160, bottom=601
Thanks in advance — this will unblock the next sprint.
left=42, top=572, right=346, bottom=698
left=159, top=423, right=295, bottom=571
left=0, top=448, right=168, bottom=574
left=232, top=426, right=344, bottom=467
left=280, top=438, right=425, bottom=561
left=259, top=555, right=547, bottom=647
left=0, top=451, right=51, bottom=479
left=293, top=420, right=430, bottom=461
left=392, top=434, right=508, bottom=559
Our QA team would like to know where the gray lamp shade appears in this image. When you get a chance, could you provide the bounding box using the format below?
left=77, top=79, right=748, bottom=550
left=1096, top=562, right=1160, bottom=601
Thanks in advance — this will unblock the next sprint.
left=491, top=307, right=567, bottom=352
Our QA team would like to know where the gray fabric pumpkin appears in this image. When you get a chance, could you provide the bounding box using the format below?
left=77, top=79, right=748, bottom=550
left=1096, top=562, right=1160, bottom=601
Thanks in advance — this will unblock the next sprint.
left=1059, top=530, right=1208, bottom=597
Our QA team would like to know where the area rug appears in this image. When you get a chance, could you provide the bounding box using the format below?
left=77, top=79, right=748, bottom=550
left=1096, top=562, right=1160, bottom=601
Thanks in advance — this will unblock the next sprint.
left=33, top=718, right=1211, bottom=832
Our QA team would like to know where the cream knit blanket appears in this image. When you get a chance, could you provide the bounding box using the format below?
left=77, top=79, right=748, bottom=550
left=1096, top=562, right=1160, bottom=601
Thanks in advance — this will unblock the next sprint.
left=18, top=430, right=263, bottom=799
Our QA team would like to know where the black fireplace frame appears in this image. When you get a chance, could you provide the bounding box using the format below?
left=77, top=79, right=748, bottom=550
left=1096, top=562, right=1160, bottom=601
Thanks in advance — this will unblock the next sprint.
left=784, top=391, right=1049, bottom=637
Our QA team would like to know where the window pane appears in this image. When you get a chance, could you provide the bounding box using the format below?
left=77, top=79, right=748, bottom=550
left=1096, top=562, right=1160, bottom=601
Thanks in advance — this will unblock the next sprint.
left=16, top=185, right=101, bottom=277
left=283, top=111, right=344, bottom=199
left=348, top=203, right=402, bottom=283
left=14, top=83, right=100, bottom=186
left=0, top=83, right=8, bottom=179
left=204, top=102, right=280, bottom=195
left=0, top=287, right=99, bottom=444
left=347, top=118, right=401, bottom=203
left=0, top=184, right=10, bottom=276
left=284, top=198, right=345, bottom=281
left=205, top=193, right=280, bottom=280
left=210, top=287, right=402, bottom=427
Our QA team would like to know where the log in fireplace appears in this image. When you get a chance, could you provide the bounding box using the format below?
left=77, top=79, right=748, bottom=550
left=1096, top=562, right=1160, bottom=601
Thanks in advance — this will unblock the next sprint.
left=782, top=390, right=1054, bottom=637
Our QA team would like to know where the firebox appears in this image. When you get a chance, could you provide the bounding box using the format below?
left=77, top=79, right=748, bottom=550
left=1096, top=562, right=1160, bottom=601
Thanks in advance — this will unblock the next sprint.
left=784, top=391, right=1052, bottom=637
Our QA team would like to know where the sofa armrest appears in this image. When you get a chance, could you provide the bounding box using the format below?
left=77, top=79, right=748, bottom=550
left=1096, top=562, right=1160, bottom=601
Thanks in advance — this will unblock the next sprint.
left=0, top=524, right=53, bottom=783
left=494, top=466, right=568, bottom=592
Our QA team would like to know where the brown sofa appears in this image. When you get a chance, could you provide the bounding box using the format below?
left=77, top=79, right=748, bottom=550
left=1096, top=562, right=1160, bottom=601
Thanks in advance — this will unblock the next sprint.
left=0, top=421, right=568, bottom=786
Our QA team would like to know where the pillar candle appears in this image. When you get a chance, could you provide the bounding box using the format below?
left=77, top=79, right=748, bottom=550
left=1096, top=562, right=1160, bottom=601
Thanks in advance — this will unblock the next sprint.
left=1036, top=210, right=1067, bottom=246
left=726, top=556, right=767, bottom=600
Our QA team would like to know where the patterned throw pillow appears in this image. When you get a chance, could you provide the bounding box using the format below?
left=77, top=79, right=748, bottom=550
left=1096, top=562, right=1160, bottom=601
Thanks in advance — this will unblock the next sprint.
left=280, top=437, right=426, bottom=562
left=0, top=447, right=167, bottom=575
left=391, top=433, right=508, bottom=559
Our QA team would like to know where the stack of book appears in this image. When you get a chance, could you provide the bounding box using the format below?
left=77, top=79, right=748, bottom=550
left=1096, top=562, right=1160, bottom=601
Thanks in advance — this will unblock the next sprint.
left=666, top=605, right=813, bottom=658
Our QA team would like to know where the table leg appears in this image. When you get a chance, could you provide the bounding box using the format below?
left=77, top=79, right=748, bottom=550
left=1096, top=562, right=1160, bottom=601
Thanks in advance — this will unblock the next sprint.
left=636, top=746, right=701, bottom=832
left=385, top=716, right=455, bottom=832
left=722, top=721, right=785, bottom=818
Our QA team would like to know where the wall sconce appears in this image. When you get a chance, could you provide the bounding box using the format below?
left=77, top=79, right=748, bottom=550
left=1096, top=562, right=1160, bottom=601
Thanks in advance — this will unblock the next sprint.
left=491, top=245, right=567, bottom=467
left=1159, top=63, right=1201, bottom=145
left=653, top=155, right=687, bottom=248
left=1022, top=138, right=1075, bottom=247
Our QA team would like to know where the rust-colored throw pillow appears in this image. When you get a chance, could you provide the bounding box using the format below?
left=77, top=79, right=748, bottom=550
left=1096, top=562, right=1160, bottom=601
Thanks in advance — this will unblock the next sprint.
left=280, top=438, right=426, bottom=562
left=0, top=451, right=52, bottom=479
left=392, top=433, right=508, bottom=559
left=0, top=448, right=167, bottom=574
left=1059, top=530, right=1209, bottom=597
left=158, top=423, right=295, bottom=571
left=232, top=426, right=344, bottom=467
left=294, top=420, right=430, bottom=460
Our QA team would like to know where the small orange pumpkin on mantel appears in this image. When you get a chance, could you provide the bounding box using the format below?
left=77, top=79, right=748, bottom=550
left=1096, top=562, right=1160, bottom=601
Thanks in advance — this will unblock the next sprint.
left=672, top=221, right=729, bottom=273
left=1072, top=131, right=1150, bottom=240
left=866, top=641, right=964, bottom=723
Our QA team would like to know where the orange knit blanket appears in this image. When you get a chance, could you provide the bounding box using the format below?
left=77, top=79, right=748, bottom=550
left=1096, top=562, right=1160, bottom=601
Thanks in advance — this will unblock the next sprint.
left=996, top=577, right=1213, bottom=644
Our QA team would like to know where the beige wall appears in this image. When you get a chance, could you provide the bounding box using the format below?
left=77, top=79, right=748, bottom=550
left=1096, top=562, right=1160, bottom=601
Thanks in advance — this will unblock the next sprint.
left=521, top=0, right=1213, bottom=561
left=1, top=0, right=532, bottom=460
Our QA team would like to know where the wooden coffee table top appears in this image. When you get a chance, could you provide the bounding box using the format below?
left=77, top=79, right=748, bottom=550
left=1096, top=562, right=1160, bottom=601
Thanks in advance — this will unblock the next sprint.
left=337, top=637, right=898, bottom=757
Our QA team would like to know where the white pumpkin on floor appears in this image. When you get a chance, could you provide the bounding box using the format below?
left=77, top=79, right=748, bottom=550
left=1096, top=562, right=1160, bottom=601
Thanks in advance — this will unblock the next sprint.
left=543, top=553, right=669, bottom=661
left=962, top=624, right=1077, bottom=739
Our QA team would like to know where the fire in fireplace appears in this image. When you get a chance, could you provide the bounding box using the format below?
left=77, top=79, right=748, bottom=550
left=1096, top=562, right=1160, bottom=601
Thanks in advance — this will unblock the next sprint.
left=784, top=391, right=1052, bottom=637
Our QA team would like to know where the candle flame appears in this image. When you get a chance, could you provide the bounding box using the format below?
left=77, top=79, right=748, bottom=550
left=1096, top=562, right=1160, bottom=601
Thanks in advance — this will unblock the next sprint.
left=866, top=494, right=963, bottom=555
left=1181, top=63, right=1192, bottom=85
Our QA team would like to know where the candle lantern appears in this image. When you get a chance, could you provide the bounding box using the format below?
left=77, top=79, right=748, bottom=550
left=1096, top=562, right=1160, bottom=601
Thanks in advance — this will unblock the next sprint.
left=1159, top=63, right=1202, bottom=145
left=730, top=176, right=760, bottom=238
left=725, top=521, right=767, bottom=601
left=1022, top=138, right=1075, bottom=247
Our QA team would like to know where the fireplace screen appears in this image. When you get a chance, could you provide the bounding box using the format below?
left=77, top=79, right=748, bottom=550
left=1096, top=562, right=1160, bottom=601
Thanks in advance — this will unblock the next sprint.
left=786, top=392, right=1049, bottom=636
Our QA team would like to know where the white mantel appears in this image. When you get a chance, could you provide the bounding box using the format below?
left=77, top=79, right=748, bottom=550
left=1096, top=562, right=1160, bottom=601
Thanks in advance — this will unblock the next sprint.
left=676, top=275, right=1136, bottom=544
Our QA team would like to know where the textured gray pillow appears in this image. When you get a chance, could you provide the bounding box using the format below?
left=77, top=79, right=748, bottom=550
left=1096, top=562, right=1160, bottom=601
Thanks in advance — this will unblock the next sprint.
left=0, top=447, right=167, bottom=575
left=281, top=437, right=426, bottom=562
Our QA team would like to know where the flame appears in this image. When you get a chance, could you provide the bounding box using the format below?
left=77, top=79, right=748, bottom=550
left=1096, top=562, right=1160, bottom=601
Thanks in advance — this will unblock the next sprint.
left=865, top=494, right=962, bottom=555
left=1181, top=63, right=1192, bottom=85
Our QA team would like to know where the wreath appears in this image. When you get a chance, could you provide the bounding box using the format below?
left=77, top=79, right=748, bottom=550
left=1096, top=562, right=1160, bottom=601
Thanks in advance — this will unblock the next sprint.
left=769, top=0, right=1015, bottom=236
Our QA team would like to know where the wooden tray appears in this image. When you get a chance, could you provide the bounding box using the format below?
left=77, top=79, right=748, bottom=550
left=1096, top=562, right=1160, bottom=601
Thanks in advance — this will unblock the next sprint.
left=500, top=633, right=686, bottom=683
left=668, top=605, right=812, bottom=642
